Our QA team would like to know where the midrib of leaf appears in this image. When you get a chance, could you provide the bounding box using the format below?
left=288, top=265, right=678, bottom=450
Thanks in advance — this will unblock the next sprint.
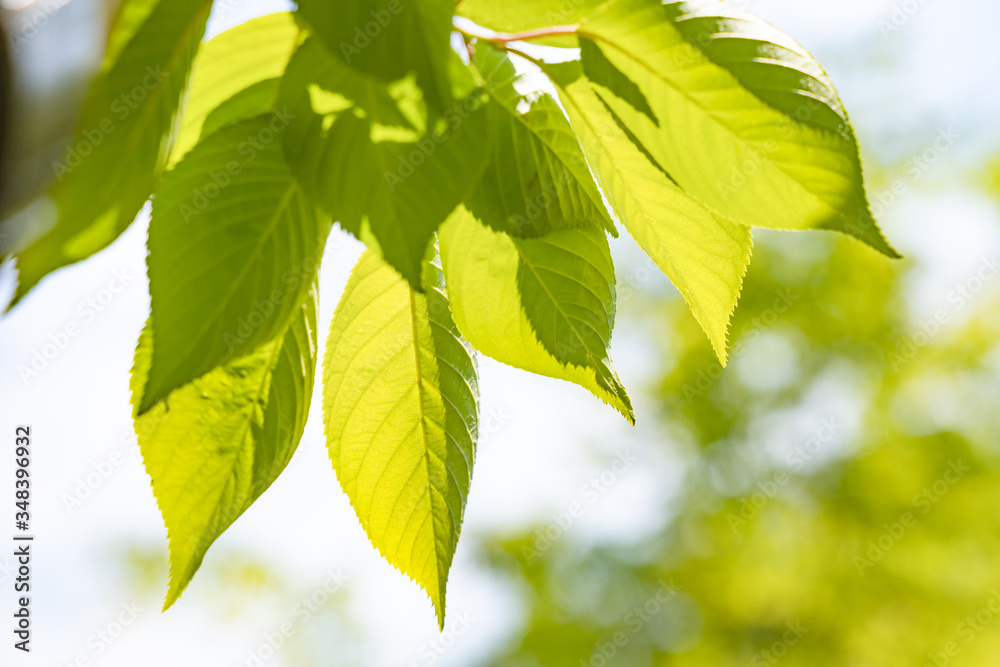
left=580, top=29, right=869, bottom=230
left=407, top=286, right=445, bottom=613
left=166, top=336, right=283, bottom=606
left=167, top=183, right=299, bottom=379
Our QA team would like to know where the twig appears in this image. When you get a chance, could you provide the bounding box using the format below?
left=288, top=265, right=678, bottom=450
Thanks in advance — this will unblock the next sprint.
left=454, top=21, right=580, bottom=45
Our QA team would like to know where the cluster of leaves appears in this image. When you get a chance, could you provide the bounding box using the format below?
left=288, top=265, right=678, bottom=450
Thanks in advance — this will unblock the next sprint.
left=0, top=0, right=896, bottom=627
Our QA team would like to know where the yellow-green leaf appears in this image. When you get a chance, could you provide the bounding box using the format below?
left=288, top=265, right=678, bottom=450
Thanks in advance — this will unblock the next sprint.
left=439, top=206, right=634, bottom=423
left=280, top=39, right=491, bottom=289
left=323, top=251, right=478, bottom=628
left=141, top=115, right=329, bottom=414
left=469, top=43, right=615, bottom=238
left=297, top=0, right=455, bottom=113
left=578, top=0, right=898, bottom=257
left=548, top=61, right=752, bottom=363
left=131, top=286, right=318, bottom=609
left=169, top=12, right=301, bottom=168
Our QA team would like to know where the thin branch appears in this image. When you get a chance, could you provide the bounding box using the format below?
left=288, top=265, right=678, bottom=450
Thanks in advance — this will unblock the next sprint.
left=454, top=21, right=580, bottom=45
left=501, top=44, right=548, bottom=69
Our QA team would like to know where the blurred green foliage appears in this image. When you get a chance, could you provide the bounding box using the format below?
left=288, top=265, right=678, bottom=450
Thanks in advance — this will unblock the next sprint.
left=478, top=216, right=1000, bottom=666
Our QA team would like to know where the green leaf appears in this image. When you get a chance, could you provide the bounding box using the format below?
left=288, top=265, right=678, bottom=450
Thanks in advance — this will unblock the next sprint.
left=280, top=39, right=491, bottom=288
left=547, top=61, right=752, bottom=363
left=575, top=39, right=657, bottom=126
left=439, top=206, right=634, bottom=423
left=296, top=0, right=454, bottom=113
left=169, top=12, right=301, bottom=168
left=130, top=285, right=318, bottom=609
left=457, top=0, right=604, bottom=47
left=102, top=0, right=161, bottom=69
left=577, top=0, right=899, bottom=257
left=10, top=0, right=212, bottom=307
left=323, top=250, right=478, bottom=629
left=468, top=43, right=615, bottom=238
left=140, top=115, right=329, bottom=414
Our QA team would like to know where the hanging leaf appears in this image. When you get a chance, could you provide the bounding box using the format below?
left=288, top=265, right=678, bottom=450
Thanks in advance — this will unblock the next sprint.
left=440, top=206, right=633, bottom=423
left=468, top=43, right=615, bottom=238
left=169, top=12, right=301, bottom=167
left=323, top=250, right=478, bottom=628
left=577, top=0, right=898, bottom=256
left=9, top=0, right=213, bottom=306
left=131, top=286, right=318, bottom=608
left=296, top=0, right=455, bottom=113
left=280, top=38, right=491, bottom=288
left=547, top=60, right=752, bottom=363
left=140, top=115, right=329, bottom=413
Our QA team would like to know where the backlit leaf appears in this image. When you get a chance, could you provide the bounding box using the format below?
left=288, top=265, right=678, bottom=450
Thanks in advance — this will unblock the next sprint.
left=468, top=43, right=615, bottom=238
left=280, top=38, right=490, bottom=288
left=296, top=0, right=454, bottom=113
left=140, top=115, right=329, bottom=413
left=130, top=285, right=318, bottom=609
left=578, top=0, right=898, bottom=257
left=9, top=0, right=212, bottom=306
left=439, top=206, right=633, bottom=423
left=323, top=250, right=478, bottom=628
left=169, top=12, right=301, bottom=167
left=547, top=60, right=752, bottom=363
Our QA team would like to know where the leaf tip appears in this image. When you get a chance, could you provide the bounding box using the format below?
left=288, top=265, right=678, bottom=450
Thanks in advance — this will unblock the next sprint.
left=714, top=344, right=729, bottom=369
left=598, top=365, right=636, bottom=426
left=161, top=559, right=193, bottom=613
left=160, top=529, right=204, bottom=614
left=434, top=594, right=447, bottom=632
left=860, top=227, right=902, bottom=260
left=161, top=589, right=180, bottom=613
left=845, top=207, right=901, bottom=259
left=5, top=262, right=29, bottom=314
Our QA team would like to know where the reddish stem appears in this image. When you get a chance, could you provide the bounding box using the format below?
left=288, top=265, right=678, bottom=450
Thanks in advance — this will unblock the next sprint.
left=455, top=23, right=580, bottom=44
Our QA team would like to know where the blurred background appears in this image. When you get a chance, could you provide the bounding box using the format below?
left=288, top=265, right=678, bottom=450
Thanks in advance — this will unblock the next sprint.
left=2, top=0, right=1000, bottom=665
